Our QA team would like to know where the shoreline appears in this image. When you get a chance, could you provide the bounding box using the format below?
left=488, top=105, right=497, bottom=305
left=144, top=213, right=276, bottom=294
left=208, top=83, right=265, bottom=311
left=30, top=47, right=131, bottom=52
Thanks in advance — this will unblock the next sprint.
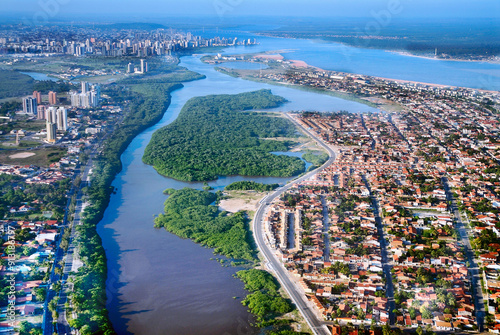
left=256, top=32, right=500, bottom=65
left=215, top=53, right=498, bottom=94
left=214, top=66, right=388, bottom=110
left=390, top=50, right=500, bottom=65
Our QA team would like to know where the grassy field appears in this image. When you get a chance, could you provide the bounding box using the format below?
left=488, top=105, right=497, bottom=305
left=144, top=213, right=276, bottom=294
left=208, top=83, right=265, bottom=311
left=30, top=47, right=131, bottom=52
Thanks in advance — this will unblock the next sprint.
left=0, top=147, right=66, bottom=166
left=0, top=120, right=46, bottom=138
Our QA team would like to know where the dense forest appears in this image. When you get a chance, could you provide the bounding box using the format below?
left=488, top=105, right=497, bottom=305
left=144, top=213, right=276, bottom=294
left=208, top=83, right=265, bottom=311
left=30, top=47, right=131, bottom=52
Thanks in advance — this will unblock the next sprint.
left=225, top=181, right=279, bottom=192
left=0, top=70, right=34, bottom=99
left=143, top=90, right=305, bottom=181
left=155, top=188, right=256, bottom=261
left=236, top=269, right=306, bottom=334
left=33, top=80, right=76, bottom=94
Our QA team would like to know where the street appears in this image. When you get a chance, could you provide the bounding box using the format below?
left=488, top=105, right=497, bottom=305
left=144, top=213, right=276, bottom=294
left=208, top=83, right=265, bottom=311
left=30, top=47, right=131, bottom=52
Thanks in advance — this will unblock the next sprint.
left=252, top=113, right=337, bottom=335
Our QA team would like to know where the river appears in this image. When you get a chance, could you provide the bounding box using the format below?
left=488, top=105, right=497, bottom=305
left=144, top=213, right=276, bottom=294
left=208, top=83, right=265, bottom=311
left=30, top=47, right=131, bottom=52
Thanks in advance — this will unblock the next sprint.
left=97, top=53, right=379, bottom=335
left=198, top=30, right=500, bottom=91
left=98, top=34, right=499, bottom=335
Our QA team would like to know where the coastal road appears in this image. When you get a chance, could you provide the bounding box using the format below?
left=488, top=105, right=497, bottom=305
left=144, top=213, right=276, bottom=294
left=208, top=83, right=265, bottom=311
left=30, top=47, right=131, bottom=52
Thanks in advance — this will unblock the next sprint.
left=253, top=113, right=336, bottom=335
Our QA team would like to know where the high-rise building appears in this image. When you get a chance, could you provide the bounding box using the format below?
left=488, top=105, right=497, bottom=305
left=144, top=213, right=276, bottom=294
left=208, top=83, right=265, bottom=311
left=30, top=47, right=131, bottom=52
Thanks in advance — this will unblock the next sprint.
left=70, top=91, right=80, bottom=107
left=37, top=105, right=46, bottom=120
left=48, top=91, right=57, bottom=105
left=81, top=81, right=90, bottom=94
left=70, top=83, right=100, bottom=108
left=22, top=97, right=37, bottom=115
left=46, top=106, right=57, bottom=123
left=56, top=107, right=67, bottom=131
left=127, top=63, right=133, bottom=73
left=33, top=91, right=42, bottom=104
left=46, top=122, right=57, bottom=143
left=91, top=84, right=100, bottom=106
left=140, top=59, right=148, bottom=73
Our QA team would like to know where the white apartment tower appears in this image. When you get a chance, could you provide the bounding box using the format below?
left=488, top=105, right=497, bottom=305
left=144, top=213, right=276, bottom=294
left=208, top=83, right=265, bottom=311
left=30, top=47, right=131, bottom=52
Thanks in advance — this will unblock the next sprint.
left=46, top=106, right=57, bottom=123
left=23, top=97, right=37, bottom=115
left=56, top=107, right=67, bottom=131
left=46, top=122, right=57, bottom=143
left=140, top=59, right=148, bottom=73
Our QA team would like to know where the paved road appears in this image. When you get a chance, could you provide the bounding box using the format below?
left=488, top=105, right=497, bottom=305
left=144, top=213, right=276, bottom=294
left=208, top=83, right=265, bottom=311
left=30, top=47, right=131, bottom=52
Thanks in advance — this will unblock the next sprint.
left=442, top=177, right=485, bottom=331
left=53, top=154, right=96, bottom=335
left=320, top=196, right=331, bottom=263
left=253, top=113, right=337, bottom=335
left=43, top=147, right=98, bottom=335
left=363, top=176, right=395, bottom=325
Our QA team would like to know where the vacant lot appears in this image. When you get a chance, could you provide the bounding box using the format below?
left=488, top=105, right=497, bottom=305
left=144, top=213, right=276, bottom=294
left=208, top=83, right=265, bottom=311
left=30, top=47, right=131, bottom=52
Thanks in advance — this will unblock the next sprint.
left=0, top=147, right=66, bottom=166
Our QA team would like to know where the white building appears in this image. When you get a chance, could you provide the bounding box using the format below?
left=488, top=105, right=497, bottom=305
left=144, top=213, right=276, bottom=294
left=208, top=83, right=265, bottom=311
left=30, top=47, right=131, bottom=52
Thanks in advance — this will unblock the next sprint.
left=56, top=107, right=67, bottom=131
left=46, top=106, right=57, bottom=123
left=22, top=97, right=37, bottom=114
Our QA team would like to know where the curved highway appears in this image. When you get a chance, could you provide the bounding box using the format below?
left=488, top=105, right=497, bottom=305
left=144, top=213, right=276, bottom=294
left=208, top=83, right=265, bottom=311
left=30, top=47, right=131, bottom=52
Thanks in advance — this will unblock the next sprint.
left=252, top=113, right=336, bottom=335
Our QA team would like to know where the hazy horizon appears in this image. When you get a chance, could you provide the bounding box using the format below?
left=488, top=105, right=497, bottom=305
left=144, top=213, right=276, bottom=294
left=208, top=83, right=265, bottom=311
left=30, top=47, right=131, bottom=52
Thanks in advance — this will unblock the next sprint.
left=1, top=0, right=499, bottom=21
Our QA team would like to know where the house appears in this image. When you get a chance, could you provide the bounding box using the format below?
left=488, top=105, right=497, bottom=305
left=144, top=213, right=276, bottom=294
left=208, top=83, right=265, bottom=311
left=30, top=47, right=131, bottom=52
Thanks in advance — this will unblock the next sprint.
left=19, top=304, right=36, bottom=316
left=434, top=320, right=453, bottom=331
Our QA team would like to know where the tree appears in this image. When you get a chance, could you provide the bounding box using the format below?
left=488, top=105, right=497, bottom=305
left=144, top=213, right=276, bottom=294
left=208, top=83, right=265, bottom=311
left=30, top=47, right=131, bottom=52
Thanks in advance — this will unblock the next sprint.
left=17, top=321, right=41, bottom=335
left=382, top=323, right=391, bottom=335
left=420, top=305, right=432, bottom=319
left=416, top=326, right=424, bottom=335
left=33, top=287, right=47, bottom=302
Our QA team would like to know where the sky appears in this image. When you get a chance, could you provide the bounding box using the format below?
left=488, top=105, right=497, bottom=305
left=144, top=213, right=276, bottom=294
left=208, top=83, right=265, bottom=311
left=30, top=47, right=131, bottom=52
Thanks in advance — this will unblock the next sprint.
left=0, top=0, right=499, bottom=20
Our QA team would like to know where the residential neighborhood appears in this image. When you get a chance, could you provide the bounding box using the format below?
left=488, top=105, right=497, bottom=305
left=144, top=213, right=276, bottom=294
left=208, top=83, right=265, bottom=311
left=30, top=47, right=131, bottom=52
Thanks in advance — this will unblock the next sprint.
left=262, top=76, right=500, bottom=333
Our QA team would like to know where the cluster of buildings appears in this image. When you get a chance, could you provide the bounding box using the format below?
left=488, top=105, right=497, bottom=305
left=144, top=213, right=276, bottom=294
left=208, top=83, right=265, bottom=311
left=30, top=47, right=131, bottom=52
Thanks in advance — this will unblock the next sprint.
left=20, top=81, right=103, bottom=144
left=0, top=25, right=257, bottom=57
left=0, top=162, right=75, bottom=331
left=246, top=56, right=498, bottom=108
left=22, top=91, right=57, bottom=117
left=263, top=72, right=499, bottom=332
left=127, top=59, right=148, bottom=74
left=69, top=81, right=101, bottom=109
left=22, top=91, right=67, bottom=143
left=265, top=161, right=389, bottom=325
left=0, top=215, right=61, bottom=328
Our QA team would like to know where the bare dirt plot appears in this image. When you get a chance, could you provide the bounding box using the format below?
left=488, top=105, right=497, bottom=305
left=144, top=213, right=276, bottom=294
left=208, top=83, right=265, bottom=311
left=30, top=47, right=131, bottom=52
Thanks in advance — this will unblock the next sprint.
left=9, top=152, right=36, bottom=159
left=219, top=191, right=268, bottom=213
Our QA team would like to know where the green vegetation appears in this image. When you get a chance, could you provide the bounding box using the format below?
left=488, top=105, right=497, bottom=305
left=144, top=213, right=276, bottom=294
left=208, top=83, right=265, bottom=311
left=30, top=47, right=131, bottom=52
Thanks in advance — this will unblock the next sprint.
left=0, top=147, right=66, bottom=167
left=0, top=100, right=22, bottom=116
left=67, top=64, right=203, bottom=335
left=33, top=80, right=75, bottom=93
left=17, top=321, right=42, bottom=335
left=143, top=90, right=305, bottom=181
left=155, top=188, right=256, bottom=261
left=0, top=70, right=34, bottom=99
left=302, top=150, right=329, bottom=168
left=0, top=174, right=70, bottom=220
left=236, top=269, right=296, bottom=330
left=225, top=181, right=279, bottom=192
